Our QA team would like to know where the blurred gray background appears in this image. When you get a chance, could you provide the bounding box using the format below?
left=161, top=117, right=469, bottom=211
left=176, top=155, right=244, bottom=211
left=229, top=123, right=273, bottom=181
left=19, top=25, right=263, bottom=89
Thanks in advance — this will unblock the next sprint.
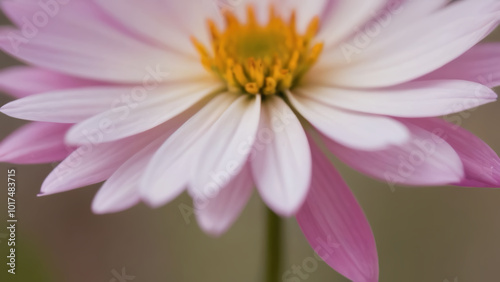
left=1, top=8, right=500, bottom=282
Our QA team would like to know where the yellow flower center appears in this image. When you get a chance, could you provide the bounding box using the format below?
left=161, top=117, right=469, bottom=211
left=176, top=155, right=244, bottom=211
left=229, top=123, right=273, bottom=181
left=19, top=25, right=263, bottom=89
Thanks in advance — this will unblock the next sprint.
left=192, top=6, right=324, bottom=96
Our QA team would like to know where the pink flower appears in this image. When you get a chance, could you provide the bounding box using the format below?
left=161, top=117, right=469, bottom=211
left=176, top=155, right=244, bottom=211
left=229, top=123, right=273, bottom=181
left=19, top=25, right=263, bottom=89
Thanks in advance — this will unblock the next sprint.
left=1, top=0, right=500, bottom=281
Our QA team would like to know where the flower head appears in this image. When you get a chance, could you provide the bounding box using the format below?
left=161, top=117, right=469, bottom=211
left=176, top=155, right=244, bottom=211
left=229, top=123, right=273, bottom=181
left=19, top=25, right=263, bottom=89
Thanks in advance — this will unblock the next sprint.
left=1, top=0, right=500, bottom=281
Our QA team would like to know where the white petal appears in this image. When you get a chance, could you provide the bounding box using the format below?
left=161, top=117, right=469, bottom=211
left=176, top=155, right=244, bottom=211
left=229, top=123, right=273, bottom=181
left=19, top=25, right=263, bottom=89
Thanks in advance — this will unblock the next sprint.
left=1, top=86, right=135, bottom=123
left=140, top=93, right=239, bottom=208
left=312, top=0, right=500, bottom=88
left=195, top=164, right=254, bottom=236
left=66, top=80, right=223, bottom=145
left=0, top=66, right=100, bottom=98
left=421, top=43, right=500, bottom=88
left=189, top=95, right=261, bottom=199
left=294, top=80, right=497, bottom=118
left=0, top=122, right=72, bottom=164
left=40, top=126, right=168, bottom=196
left=317, top=0, right=387, bottom=47
left=363, top=0, right=449, bottom=37
left=251, top=96, right=311, bottom=216
left=92, top=137, right=167, bottom=214
left=0, top=1, right=204, bottom=83
left=94, top=0, right=222, bottom=56
left=286, top=91, right=409, bottom=151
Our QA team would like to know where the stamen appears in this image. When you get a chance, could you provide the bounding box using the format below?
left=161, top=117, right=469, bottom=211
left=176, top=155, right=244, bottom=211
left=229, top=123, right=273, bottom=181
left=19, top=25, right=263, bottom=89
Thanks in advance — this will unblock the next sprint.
left=192, top=5, right=323, bottom=95
left=233, top=64, right=248, bottom=85
left=245, top=82, right=259, bottom=94
left=247, top=6, right=257, bottom=26
left=305, top=17, right=320, bottom=41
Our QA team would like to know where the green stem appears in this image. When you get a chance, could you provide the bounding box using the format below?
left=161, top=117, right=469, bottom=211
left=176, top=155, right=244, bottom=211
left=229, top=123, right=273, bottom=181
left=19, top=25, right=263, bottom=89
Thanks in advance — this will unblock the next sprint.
left=264, top=207, right=282, bottom=282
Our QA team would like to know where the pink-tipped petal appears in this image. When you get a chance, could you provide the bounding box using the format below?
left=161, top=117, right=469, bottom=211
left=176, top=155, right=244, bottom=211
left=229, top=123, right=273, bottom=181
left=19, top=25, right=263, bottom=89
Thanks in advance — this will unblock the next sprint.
left=321, top=121, right=464, bottom=187
left=286, top=90, right=409, bottom=151
left=0, top=66, right=102, bottom=98
left=407, top=118, right=500, bottom=187
left=297, top=137, right=378, bottom=282
left=0, top=122, right=72, bottom=164
left=293, top=80, right=496, bottom=118
left=40, top=125, right=170, bottom=195
left=195, top=164, right=254, bottom=236
left=251, top=96, right=312, bottom=216
left=1, top=86, right=136, bottom=123
left=92, top=137, right=167, bottom=214
left=65, top=80, right=223, bottom=145
left=190, top=95, right=261, bottom=200
left=421, top=43, right=500, bottom=88
left=140, top=93, right=239, bottom=208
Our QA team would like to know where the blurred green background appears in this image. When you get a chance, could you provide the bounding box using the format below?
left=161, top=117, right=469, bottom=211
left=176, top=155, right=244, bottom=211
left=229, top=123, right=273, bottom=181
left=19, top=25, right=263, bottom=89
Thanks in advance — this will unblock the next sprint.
left=1, top=9, right=500, bottom=282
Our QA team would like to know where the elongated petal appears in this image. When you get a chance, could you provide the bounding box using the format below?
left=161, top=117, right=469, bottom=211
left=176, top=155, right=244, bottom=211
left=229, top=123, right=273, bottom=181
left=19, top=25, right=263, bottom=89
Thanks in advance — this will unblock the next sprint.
left=195, top=164, right=254, bottom=236
left=0, top=66, right=102, bottom=98
left=421, top=43, right=500, bottom=88
left=1, top=86, right=136, bottom=123
left=0, top=122, right=72, bottom=164
left=294, top=80, right=496, bottom=118
left=321, top=120, right=464, bottom=187
left=296, top=137, right=378, bottom=282
left=140, top=93, right=239, bottom=208
left=65, top=80, right=223, bottom=144
left=40, top=125, right=170, bottom=195
left=94, top=0, right=221, bottom=56
left=251, top=96, right=311, bottom=216
left=92, top=137, right=167, bottom=214
left=311, top=0, right=500, bottom=88
left=0, top=1, right=204, bottom=83
left=190, top=95, right=261, bottom=199
left=407, top=118, right=500, bottom=187
left=286, top=91, right=409, bottom=150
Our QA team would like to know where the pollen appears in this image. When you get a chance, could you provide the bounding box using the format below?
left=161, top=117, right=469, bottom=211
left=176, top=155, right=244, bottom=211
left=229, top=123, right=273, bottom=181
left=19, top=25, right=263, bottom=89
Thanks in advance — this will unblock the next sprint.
left=191, top=6, right=324, bottom=96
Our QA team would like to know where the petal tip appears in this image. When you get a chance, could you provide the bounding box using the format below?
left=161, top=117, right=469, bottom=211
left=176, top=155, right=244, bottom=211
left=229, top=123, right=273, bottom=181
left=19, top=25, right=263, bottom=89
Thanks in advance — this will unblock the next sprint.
left=197, top=218, right=228, bottom=238
left=91, top=201, right=112, bottom=215
left=140, top=194, right=163, bottom=209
